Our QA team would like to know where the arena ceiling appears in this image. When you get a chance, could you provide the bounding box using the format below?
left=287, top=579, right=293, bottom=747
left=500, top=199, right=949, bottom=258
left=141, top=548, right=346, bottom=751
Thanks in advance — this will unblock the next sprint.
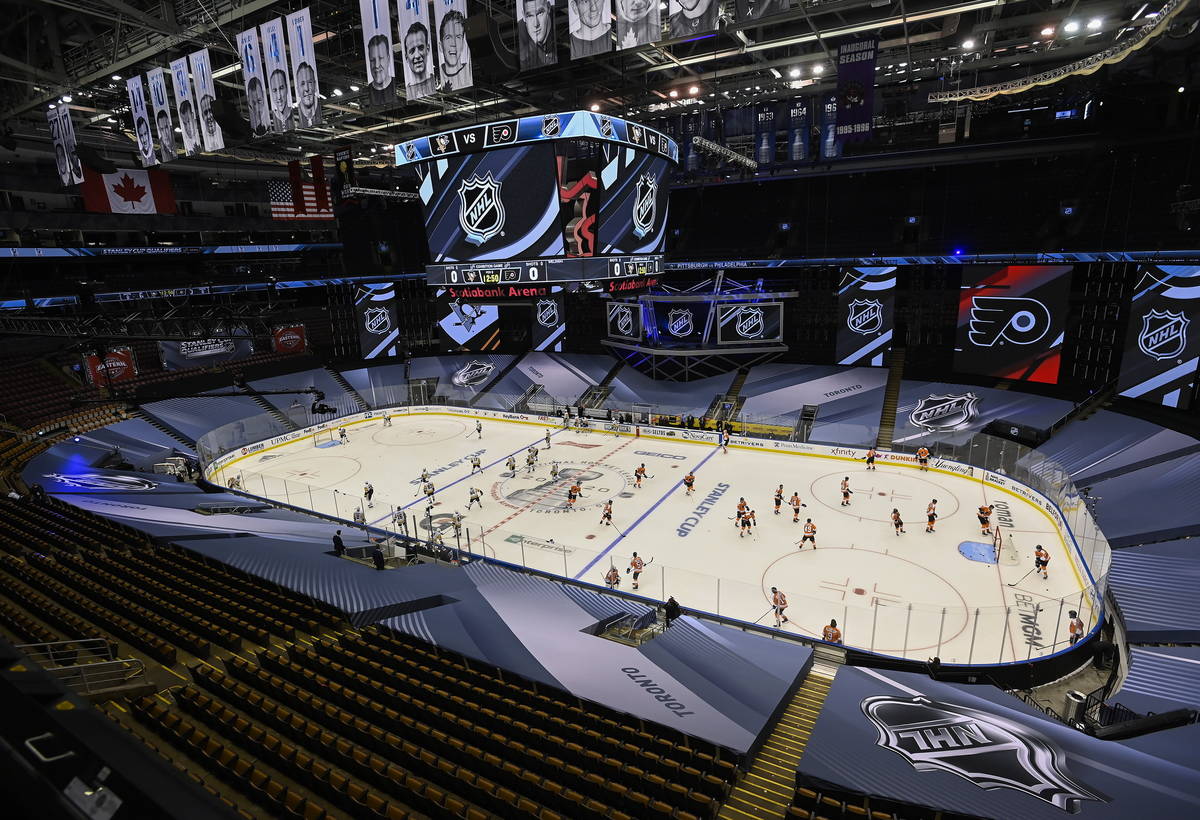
left=0, top=0, right=1194, bottom=168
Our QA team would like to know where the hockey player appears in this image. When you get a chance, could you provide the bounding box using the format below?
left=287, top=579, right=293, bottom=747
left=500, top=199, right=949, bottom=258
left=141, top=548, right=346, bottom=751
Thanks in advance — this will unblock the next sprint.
left=634, top=463, right=647, bottom=488
left=528, top=445, right=539, bottom=464
left=822, top=619, right=842, bottom=644
left=739, top=512, right=753, bottom=538
left=978, top=504, right=994, bottom=536
left=352, top=507, right=365, bottom=524
left=721, top=428, right=731, bottom=453
left=600, top=500, right=613, bottom=526
left=1034, top=544, right=1050, bottom=580
left=475, top=419, right=482, bottom=439
left=840, top=477, right=852, bottom=506
left=1068, top=610, right=1085, bottom=644
left=628, top=552, right=645, bottom=590
left=800, top=519, right=817, bottom=549
left=604, top=566, right=620, bottom=589
left=771, top=587, right=789, bottom=627
left=363, top=482, right=375, bottom=509
left=790, top=492, right=805, bottom=523
left=505, top=455, right=517, bottom=475
left=470, top=455, right=482, bottom=474
left=339, top=427, right=348, bottom=444
left=467, top=487, right=483, bottom=509
left=865, top=447, right=878, bottom=470
left=420, top=467, right=431, bottom=483
left=735, top=497, right=748, bottom=529
left=567, top=482, right=582, bottom=509
left=891, top=508, right=905, bottom=535
left=774, top=485, right=784, bottom=515
left=544, top=429, right=552, bottom=449
left=382, top=414, right=392, bottom=428
left=683, top=472, right=696, bottom=495
left=550, top=462, right=561, bottom=481
left=526, top=452, right=537, bottom=474
left=926, top=499, right=938, bottom=533
left=917, top=445, right=930, bottom=471
left=423, top=481, right=436, bottom=500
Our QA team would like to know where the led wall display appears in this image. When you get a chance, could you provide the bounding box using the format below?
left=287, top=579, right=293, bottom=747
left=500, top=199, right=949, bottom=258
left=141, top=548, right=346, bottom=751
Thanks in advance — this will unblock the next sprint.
left=836, top=266, right=896, bottom=366
left=355, top=282, right=399, bottom=359
left=1117, top=265, right=1200, bottom=409
left=716, top=302, right=783, bottom=345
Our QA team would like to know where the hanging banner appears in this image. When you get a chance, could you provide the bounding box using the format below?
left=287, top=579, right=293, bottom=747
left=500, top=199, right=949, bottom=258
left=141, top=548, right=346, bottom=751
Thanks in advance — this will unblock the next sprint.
left=168, top=57, right=202, bottom=156
left=360, top=0, right=397, bottom=105
left=286, top=8, right=322, bottom=128
left=735, top=0, right=791, bottom=22
left=680, top=112, right=702, bottom=172
left=518, top=0, right=558, bottom=70
left=260, top=18, right=294, bottom=133
left=333, top=147, right=356, bottom=205
left=668, top=0, right=718, bottom=38
left=271, top=325, right=308, bottom=354
left=616, top=0, right=660, bottom=50
left=236, top=27, right=271, bottom=137
left=568, top=0, right=612, bottom=58
left=125, top=76, right=159, bottom=167
left=754, top=102, right=777, bottom=165
left=146, top=68, right=177, bottom=163
left=398, top=0, right=438, bottom=100
left=819, top=92, right=840, bottom=159
left=785, top=98, right=809, bottom=161
left=83, top=348, right=138, bottom=386
left=48, top=106, right=83, bottom=186
left=836, top=267, right=896, bottom=365
left=434, top=0, right=473, bottom=92
left=835, top=35, right=878, bottom=142
left=188, top=49, right=225, bottom=151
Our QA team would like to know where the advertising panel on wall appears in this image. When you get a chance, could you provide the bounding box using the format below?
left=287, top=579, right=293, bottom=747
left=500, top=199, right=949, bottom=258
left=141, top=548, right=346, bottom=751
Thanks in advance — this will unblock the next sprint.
left=606, top=301, right=643, bottom=341
left=954, top=265, right=1073, bottom=384
left=355, top=282, right=399, bottom=359
left=435, top=288, right=508, bottom=350
left=596, top=149, right=671, bottom=255
left=1117, top=265, right=1200, bottom=409
left=159, top=337, right=254, bottom=370
left=836, top=266, right=896, bottom=366
left=716, top=302, right=783, bottom=345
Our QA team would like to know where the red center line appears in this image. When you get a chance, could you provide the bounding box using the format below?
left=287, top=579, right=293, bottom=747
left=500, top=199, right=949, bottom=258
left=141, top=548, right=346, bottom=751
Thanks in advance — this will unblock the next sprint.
left=482, top=437, right=637, bottom=537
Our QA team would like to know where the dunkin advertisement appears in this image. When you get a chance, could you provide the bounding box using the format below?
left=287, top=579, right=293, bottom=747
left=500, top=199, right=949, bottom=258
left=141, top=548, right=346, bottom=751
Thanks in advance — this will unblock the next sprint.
left=83, top=348, right=138, bottom=385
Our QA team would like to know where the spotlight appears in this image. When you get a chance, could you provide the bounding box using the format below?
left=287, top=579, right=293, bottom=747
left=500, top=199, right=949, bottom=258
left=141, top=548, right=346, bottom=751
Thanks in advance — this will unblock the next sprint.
left=1064, top=20, right=1080, bottom=33
left=1040, top=26, right=1055, bottom=36
left=106, top=117, right=116, bottom=123
left=962, top=39, right=975, bottom=49
left=688, top=85, right=699, bottom=95
left=332, top=88, right=343, bottom=96
left=111, top=74, right=121, bottom=81
left=1086, top=18, right=1102, bottom=30
left=953, top=248, right=965, bottom=256
left=61, top=94, right=73, bottom=103
left=589, top=103, right=600, bottom=112
left=669, top=89, right=678, bottom=98
left=789, top=67, right=801, bottom=78
left=1180, top=86, right=1187, bottom=93
left=812, top=64, right=824, bottom=75
left=349, top=84, right=360, bottom=91
left=73, top=437, right=81, bottom=443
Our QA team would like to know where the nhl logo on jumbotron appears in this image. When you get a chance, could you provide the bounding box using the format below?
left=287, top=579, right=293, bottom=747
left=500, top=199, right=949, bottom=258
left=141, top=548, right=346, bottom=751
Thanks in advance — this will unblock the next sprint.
left=847, top=299, right=884, bottom=335
left=861, top=695, right=1105, bottom=812
left=667, top=308, right=693, bottom=338
left=1137, top=309, right=1189, bottom=360
left=611, top=304, right=635, bottom=337
left=632, top=173, right=658, bottom=239
left=599, top=116, right=614, bottom=139
left=457, top=173, right=505, bottom=246
left=735, top=306, right=765, bottom=339
left=541, top=114, right=560, bottom=137
left=909, top=393, right=980, bottom=431
left=452, top=360, right=495, bottom=387
left=363, top=306, right=391, bottom=335
left=535, top=299, right=559, bottom=328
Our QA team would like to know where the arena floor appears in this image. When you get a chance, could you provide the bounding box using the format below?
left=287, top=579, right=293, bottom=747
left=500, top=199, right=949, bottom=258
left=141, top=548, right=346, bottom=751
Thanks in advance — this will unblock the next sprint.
left=212, top=410, right=1095, bottom=664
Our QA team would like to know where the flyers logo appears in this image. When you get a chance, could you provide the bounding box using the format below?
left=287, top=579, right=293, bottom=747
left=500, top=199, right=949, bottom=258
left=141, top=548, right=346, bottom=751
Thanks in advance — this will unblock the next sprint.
left=968, top=297, right=1051, bottom=347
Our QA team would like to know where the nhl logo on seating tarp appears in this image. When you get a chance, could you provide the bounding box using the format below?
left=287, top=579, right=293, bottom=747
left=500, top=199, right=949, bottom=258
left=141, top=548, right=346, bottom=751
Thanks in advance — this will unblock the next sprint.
left=633, top=173, right=657, bottom=239
left=452, top=360, right=495, bottom=387
left=541, top=114, right=560, bottom=137
left=861, top=695, right=1105, bottom=812
left=536, top=299, right=559, bottom=328
left=667, top=308, right=693, bottom=338
left=909, top=393, right=980, bottom=431
left=735, top=306, right=765, bottom=339
left=363, top=306, right=391, bottom=335
left=457, top=173, right=505, bottom=246
left=42, top=472, right=158, bottom=491
left=847, top=298, right=883, bottom=335
left=1137, top=309, right=1189, bottom=360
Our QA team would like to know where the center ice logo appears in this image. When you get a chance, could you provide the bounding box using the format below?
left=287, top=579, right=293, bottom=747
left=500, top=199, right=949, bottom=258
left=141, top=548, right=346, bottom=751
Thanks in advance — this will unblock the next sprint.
left=363, top=306, right=391, bottom=335
left=457, top=173, right=505, bottom=246
left=734, top=306, right=765, bottom=339
left=632, top=173, right=658, bottom=239
left=535, top=299, right=559, bottom=328
left=861, top=695, right=1105, bottom=812
left=909, top=393, right=980, bottom=431
left=847, top=298, right=883, bottom=335
left=451, top=360, right=495, bottom=387
left=1137, top=309, right=1189, bottom=360
left=666, top=308, right=693, bottom=338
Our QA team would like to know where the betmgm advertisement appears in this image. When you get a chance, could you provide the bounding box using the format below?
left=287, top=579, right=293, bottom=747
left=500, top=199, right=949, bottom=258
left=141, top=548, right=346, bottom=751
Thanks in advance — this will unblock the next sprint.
left=355, top=282, right=399, bottom=359
left=716, top=303, right=783, bottom=345
left=954, top=266, right=1073, bottom=384
left=837, top=267, right=895, bottom=366
left=1117, top=265, right=1200, bottom=409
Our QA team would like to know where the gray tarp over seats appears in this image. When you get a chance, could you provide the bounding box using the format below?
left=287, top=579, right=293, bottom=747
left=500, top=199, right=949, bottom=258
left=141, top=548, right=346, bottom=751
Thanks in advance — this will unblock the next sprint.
left=340, top=364, right=408, bottom=408
left=1108, top=538, right=1200, bottom=643
left=142, top=395, right=267, bottom=443
left=798, top=667, right=1200, bottom=820
left=1114, top=646, right=1200, bottom=716
left=606, top=368, right=736, bottom=417
left=51, top=417, right=195, bottom=470
left=1036, top=409, right=1199, bottom=484
left=739, top=363, right=888, bottom=445
left=248, top=368, right=360, bottom=420
left=1084, top=451, right=1200, bottom=546
left=892, top=381, right=1073, bottom=446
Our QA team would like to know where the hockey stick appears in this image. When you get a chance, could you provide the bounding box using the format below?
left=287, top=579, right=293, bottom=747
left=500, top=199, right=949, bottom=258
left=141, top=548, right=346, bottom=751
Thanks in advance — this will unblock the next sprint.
left=1007, top=567, right=1037, bottom=587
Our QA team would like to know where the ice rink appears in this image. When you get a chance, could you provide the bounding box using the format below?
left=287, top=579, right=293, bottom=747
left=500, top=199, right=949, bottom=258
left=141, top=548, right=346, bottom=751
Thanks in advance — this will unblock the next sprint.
left=211, top=409, right=1097, bottom=664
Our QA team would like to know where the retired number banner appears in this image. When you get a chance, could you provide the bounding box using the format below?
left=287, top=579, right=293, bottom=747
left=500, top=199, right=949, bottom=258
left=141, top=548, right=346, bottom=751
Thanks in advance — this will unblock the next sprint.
left=146, top=68, right=177, bottom=163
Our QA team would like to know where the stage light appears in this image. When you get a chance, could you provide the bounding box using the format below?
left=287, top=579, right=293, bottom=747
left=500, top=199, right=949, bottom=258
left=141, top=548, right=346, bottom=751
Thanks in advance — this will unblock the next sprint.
left=106, top=117, right=116, bottom=123
left=1040, top=26, right=1055, bottom=36
left=689, top=86, right=699, bottom=95
left=61, top=94, right=72, bottom=103
left=953, top=248, right=965, bottom=256
left=332, top=88, right=343, bottom=96
left=73, top=437, right=80, bottom=442
left=812, top=64, right=824, bottom=75
left=350, top=84, right=360, bottom=91
left=669, top=89, right=678, bottom=98
left=48, top=103, right=56, bottom=109
left=1180, top=86, right=1187, bottom=93
left=962, top=39, right=975, bottom=49
left=1064, top=20, right=1080, bottom=33
left=1086, top=18, right=1102, bottom=30
left=589, top=103, right=600, bottom=111
left=111, top=74, right=121, bottom=81
left=789, top=67, right=801, bottom=78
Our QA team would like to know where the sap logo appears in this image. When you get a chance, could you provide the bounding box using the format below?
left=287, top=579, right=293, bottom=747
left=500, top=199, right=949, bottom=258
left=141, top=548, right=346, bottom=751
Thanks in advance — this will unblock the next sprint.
left=968, top=297, right=1050, bottom=347
left=634, top=450, right=686, bottom=460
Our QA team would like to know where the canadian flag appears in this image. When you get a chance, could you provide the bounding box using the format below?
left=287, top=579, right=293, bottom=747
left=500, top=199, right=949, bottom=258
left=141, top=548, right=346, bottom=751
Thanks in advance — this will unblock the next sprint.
left=80, top=167, right=177, bottom=214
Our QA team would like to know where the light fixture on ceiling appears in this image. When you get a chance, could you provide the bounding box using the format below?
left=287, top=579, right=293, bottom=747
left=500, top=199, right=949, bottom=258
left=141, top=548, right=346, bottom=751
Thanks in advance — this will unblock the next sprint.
left=1087, top=18, right=1102, bottom=30
left=688, top=86, right=699, bottom=95
left=1064, top=20, right=1080, bottom=33
left=106, top=117, right=116, bottom=123
left=1040, top=26, right=1055, bottom=36
left=962, top=39, right=975, bottom=49
left=61, top=94, right=72, bottom=103
left=789, top=67, right=801, bottom=78
left=812, top=64, right=824, bottom=75
left=669, top=89, right=678, bottom=97
left=332, top=88, right=343, bottom=96
left=589, top=103, right=600, bottom=111
left=1180, top=86, right=1186, bottom=93
left=349, top=84, right=360, bottom=92
left=111, top=74, right=121, bottom=81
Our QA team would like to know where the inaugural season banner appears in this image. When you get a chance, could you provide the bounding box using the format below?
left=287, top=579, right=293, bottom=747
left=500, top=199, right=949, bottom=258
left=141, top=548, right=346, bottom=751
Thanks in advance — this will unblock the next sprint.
left=146, top=68, right=176, bottom=163
left=188, top=48, right=225, bottom=151
left=168, top=57, right=201, bottom=156
left=125, top=76, right=158, bottom=168
left=355, top=282, right=399, bottom=359
left=835, top=36, right=878, bottom=142
left=286, top=8, right=322, bottom=127
left=1117, top=265, right=1200, bottom=409
left=836, top=267, right=896, bottom=365
left=237, top=27, right=271, bottom=137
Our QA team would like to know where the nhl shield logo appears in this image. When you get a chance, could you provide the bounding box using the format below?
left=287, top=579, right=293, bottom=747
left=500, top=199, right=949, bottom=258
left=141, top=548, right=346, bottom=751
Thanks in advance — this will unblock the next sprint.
left=735, top=306, right=765, bottom=339
left=43, top=473, right=158, bottom=491
left=536, top=299, right=559, bottom=328
left=632, top=173, right=658, bottom=239
left=1137, top=309, right=1189, bottom=360
left=541, top=114, right=560, bottom=137
left=363, top=306, right=391, bottom=335
left=599, top=116, right=614, bottom=139
left=452, top=360, right=495, bottom=387
left=848, top=299, right=884, bottom=335
left=612, top=305, right=635, bottom=337
left=861, top=695, right=1105, bottom=812
left=457, top=173, right=506, bottom=246
left=909, top=393, right=980, bottom=431
left=667, top=308, right=693, bottom=338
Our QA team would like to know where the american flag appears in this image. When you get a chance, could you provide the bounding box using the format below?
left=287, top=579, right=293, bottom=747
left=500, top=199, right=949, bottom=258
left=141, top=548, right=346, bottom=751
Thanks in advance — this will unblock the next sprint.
left=268, top=180, right=334, bottom=220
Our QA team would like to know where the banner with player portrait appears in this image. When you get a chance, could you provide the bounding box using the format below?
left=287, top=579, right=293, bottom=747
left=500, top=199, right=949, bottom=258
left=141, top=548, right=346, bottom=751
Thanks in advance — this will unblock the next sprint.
left=568, top=0, right=612, bottom=59
left=716, top=302, right=783, bottom=345
left=1117, top=265, right=1200, bottom=409
left=735, top=0, right=791, bottom=23
left=168, top=57, right=202, bottom=156
left=355, top=282, right=399, bottom=359
left=434, top=0, right=473, bottom=92
left=954, top=265, right=1073, bottom=384
left=754, top=102, right=777, bottom=165
left=836, top=267, right=896, bottom=366
left=606, top=301, right=643, bottom=341
left=237, top=27, right=271, bottom=137
left=668, top=0, right=719, bottom=39
left=398, top=0, right=438, bottom=100
left=146, top=68, right=177, bottom=163
left=260, top=18, right=294, bottom=133
left=835, top=36, right=878, bottom=143
left=188, top=48, right=225, bottom=151
left=125, top=76, right=158, bottom=167
left=615, top=0, right=661, bottom=51
left=48, top=106, right=83, bottom=186
left=785, top=98, right=810, bottom=162
left=359, top=0, right=397, bottom=105
left=518, top=0, right=558, bottom=70
left=286, top=8, right=322, bottom=127
left=531, top=293, right=565, bottom=351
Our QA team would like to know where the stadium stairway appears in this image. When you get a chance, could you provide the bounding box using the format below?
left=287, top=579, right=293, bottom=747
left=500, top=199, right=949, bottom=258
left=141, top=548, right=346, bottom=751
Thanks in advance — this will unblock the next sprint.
left=133, top=407, right=197, bottom=448
left=325, top=366, right=371, bottom=411
left=874, top=347, right=906, bottom=450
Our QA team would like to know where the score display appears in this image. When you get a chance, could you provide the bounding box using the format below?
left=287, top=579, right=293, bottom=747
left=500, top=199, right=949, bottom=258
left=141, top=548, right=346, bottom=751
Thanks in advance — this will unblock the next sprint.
left=426, top=255, right=662, bottom=286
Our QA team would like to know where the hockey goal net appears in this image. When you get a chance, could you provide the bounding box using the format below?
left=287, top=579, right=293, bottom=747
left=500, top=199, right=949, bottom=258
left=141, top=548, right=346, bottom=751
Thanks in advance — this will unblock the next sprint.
left=313, top=428, right=335, bottom=447
left=994, top=528, right=1021, bottom=566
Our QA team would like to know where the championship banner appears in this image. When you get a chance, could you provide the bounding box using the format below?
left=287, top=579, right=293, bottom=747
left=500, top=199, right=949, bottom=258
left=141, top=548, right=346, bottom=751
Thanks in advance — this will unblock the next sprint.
left=188, top=49, right=224, bottom=151
left=716, top=302, right=783, bottom=344
left=568, top=0, right=612, bottom=58
left=668, top=0, right=719, bottom=38
left=360, top=0, right=396, bottom=105
left=260, top=18, right=294, bottom=133
left=271, top=324, right=307, bottom=354
left=615, top=0, right=660, bottom=51
left=836, top=267, right=896, bottom=365
left=434, top=0, right=473, bottom=92
left=819, top=92, right=841, bottom=159
left=355, top=283, right=399, bottom=359
left=754, top=102, right=777, bottom=165
left=159, top=337, right=254, bottom=370
left=835, top=36, right=878, bottom=143
left=735, top=0, right=791, bottom=23
left=398, top=0, right=438, bottom=100
left=785, top=98, right=809, bottom=161
left=531, top=293, right=565, bottom=351
left=125, top=76, right=158, bottom=168
left=518, top=0, right=557, bottom=70
left=332, top=147, right=356, bottom=205
left=237, top=27, right=271, bottom=137
left=168, top=57, right=202, bottom=156
left=286, top=8, right=322, bottom=128
left=1117, top=265, right=1200, bottom=409
left=146, top=68, right=177, bottom=163
left=48, top=106, right=83, bottom=186
left=83, top=348, right=137, bottom=386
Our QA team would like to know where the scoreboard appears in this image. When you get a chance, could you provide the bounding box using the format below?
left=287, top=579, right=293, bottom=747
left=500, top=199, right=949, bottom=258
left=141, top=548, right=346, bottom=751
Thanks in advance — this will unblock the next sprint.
left=426, top=255, right=663, bottom=286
